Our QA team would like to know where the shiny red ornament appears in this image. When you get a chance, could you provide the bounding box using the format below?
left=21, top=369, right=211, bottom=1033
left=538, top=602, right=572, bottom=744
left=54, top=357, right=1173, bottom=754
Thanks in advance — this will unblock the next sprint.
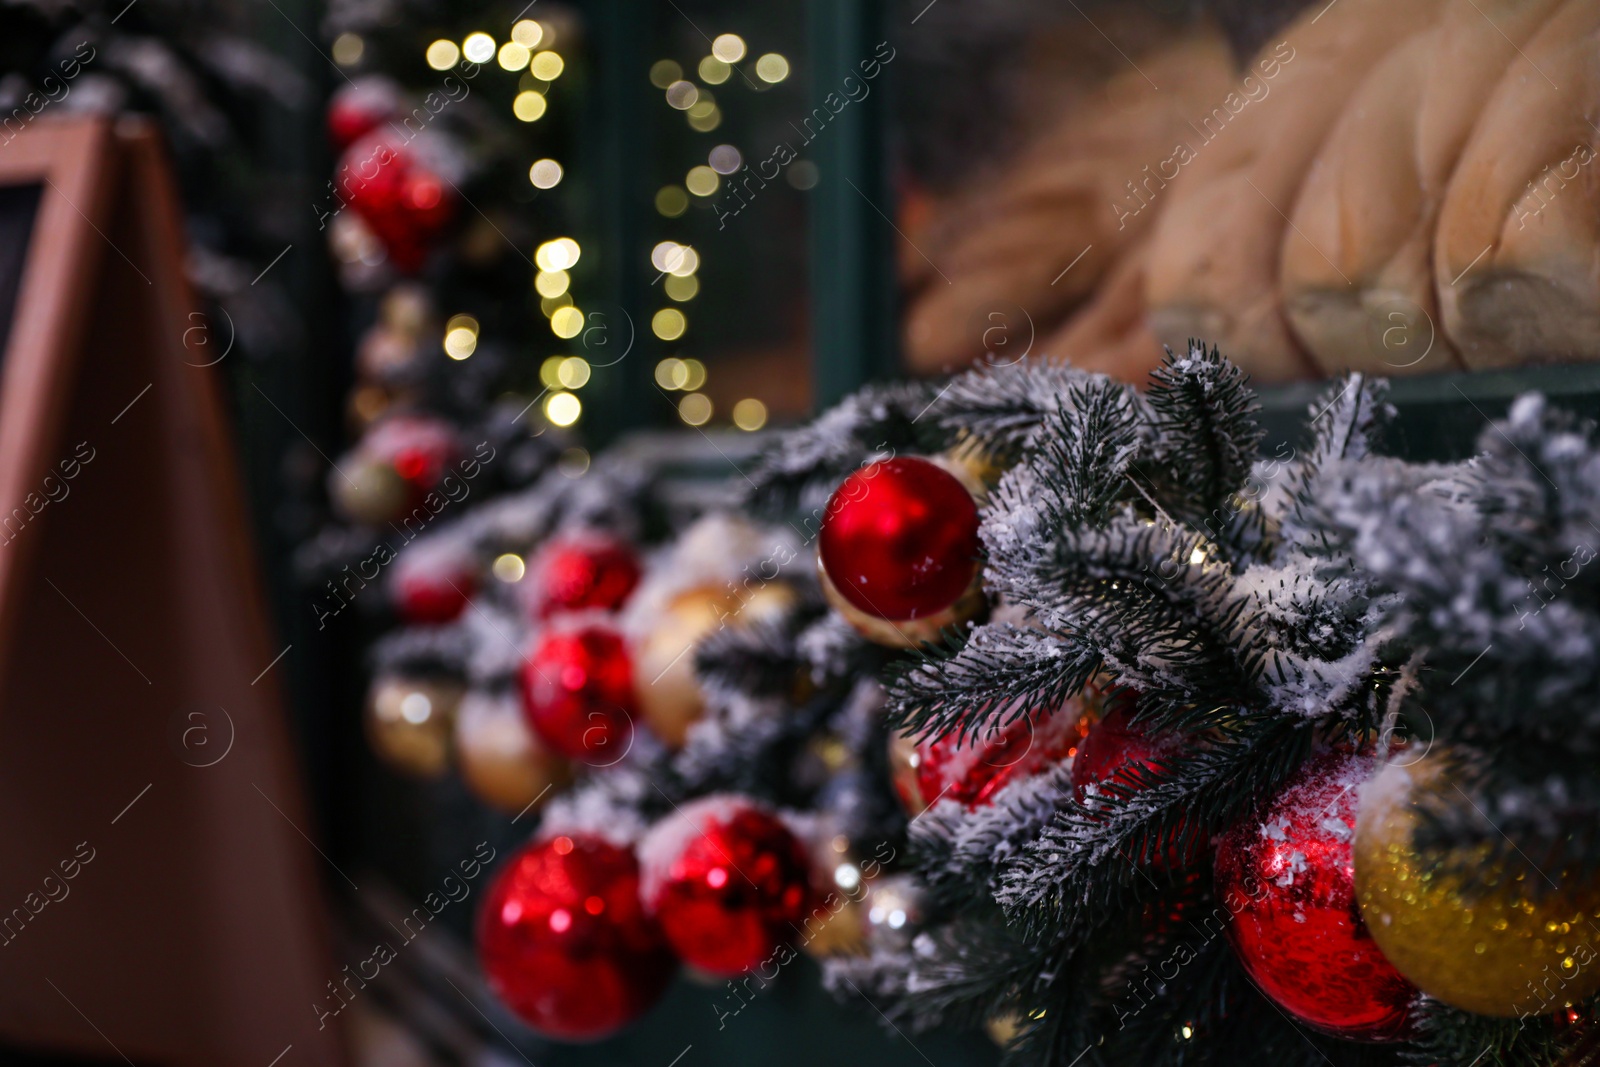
left=640, top=796, right=815, bottom=976
left=890, top=694, right=1094, bottom=816
left=477, top=834, right=676, bottom=1041
left=521, top=625, right=637, bottom=763
left=326, top=77, right=402, bottom=150
left=1070, top=699, right=1199, bottom=870
left=362, top=414, right=460, bottom=499
left=391, top=547, right=476, bottom=624
left=528, top=534, right=642, bottom=618
left=1214, top=750, right=1416, bottom=1042
left=818, top=456, right=980, bottom=622
left=336, top=130, right=457, bottom=273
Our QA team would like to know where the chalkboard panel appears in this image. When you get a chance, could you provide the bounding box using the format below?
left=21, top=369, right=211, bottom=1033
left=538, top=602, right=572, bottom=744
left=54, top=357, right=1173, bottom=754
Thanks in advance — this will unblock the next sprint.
left=0, top=182, right=42, bottom=366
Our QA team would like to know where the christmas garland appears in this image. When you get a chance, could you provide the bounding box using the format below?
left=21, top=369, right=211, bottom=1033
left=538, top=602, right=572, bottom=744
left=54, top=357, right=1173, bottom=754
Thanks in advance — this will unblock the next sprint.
left=370, top=345, right=1600, bottom=1066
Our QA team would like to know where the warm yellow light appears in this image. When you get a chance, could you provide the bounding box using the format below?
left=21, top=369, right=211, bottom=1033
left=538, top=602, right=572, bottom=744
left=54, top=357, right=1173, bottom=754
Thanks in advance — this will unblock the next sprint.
left=511, top=20, right=544, bottom=48
left=664, top=274, right=699, bottom=302
left=443, top=327, right=477, bottom=360
left=678, top=392, right=713, bottom=426
left=712, top=34, right=747, bottom=63
left=649, top=59, right=682, bottom=88
left=498, top=41, right=531, bottom=70
left=652, top=241, right=697, bottom=275
left=550, top=306, right=584, bottom=339
left=426, top=39, right=460, bottom=70
left=492, top=553, right=526, bottom=582
left=513, top=90, right=547, bottom=122
left=652, top=308, right=687, bottom=341
left=732, top=398, right=768, bottom=431
left=655, top=358, right=685, bottom=390
left=557, top=356, right=591, bottom=388
left=332, top=33, right=364, bottom=66
left=687, top=105, right=721, bottom=132
left=545, top=391, right=582, bottom=427
left=656, top=185, right=689, bottom=217
left=462, top=33, right=496, bottom=64
left=687, top=92, right=717, bottom=118
left=669, top=246, right=698, bottom=276
left=535, top=269, right=570, bottom=298
left=442, top=315, right=479, bottom=361
left=665, top=80, right=699, bottom=110
left=540, top=293, right=574, bottom=317
left=685, top=165, right=719, bottom=197
left=680, top=357, right=707, bottom=390
left=698, top=56, right=730, bottom=84
left=755, top=53, right=789, bottom=83
left=539, top=355, right=566, bottom=388
left=535, top=237, right=581, bottom=272
left=529, top=158, right=563, bottom=189
left=531, top=51, right=564, bottom=80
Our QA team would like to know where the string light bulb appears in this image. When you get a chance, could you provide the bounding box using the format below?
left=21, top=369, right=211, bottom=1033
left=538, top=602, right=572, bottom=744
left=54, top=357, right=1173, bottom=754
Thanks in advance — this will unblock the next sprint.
left=425, top=39, right=460, bottom=70
left=511, top=20, right=544, bottom=47
left=711, top=34, right=747, bottom=63
left=462, top=33, right=496, bottom=64
left=545, top=391, right=581, bottom=427
left=755, top=54, right=789, bottom=83
left=513, top=90, right=547, bottom=122
left=529, top=159, right=563, bottom=189
left=531, top=51, right=564, bottom=80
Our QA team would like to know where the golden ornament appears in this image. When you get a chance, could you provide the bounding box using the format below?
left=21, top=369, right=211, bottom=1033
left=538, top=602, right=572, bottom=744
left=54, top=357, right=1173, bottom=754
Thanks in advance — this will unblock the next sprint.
left=817, top=564, right=986, bottom=650
left=886, top=727, right=928, bottom=816
left=365, top=674, right=462, bottom=778
left=1354, top=750, right=1600, bottom=1018
left=634, top=580, right=798, bottom=748
left=797, top=893, right=868, bottom=960
left=453, top=690, right=570, bottom=815
left=329, top=457, right=410, bottom=525
left=984, top=1010, right=1023, bottom=1048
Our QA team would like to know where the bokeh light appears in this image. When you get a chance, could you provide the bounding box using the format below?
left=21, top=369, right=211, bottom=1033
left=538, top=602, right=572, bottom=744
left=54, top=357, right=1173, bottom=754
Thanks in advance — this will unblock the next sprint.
left=545, top=391, right=581, bottom=427
left=678, top=392, right=713, bottom=426
left=652, top=308, right=687, bottom=341
left=426, top=39, right=460, bottom=70
left=462, top=33, right=496, bottom=64
left=755, top=53, right=789, bottom=83
left=529, top=159, right=564, bottom=189
left=732, top=398, right=768, bottom=431
left=513, top=90, right=547, bottom=122
left=712, top=34, right=747, bottom=63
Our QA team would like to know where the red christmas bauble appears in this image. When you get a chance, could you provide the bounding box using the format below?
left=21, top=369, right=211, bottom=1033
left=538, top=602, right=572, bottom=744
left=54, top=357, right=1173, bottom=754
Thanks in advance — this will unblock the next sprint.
left=361, top=414, right=460, bottom=500
left=1070, top=698, right=1200, bottom=870
left=326, top=76, right=402, bottom=151
left=528, top=533, right=642, bottom=618
left=391, top=546, right=476, bottom=624
left=1214, top=749, right=1416, bottom=1042
left=818, top=456, right=981, bottom=623
left=889, top=693, right=1094, bottom=816
left=640, top=796, right=815, bottom=976
left=336, top=130, right=457, bottom=273
left=521, top=625, right=637, bottom=764
left=478, top=834, right=676, bottom=1041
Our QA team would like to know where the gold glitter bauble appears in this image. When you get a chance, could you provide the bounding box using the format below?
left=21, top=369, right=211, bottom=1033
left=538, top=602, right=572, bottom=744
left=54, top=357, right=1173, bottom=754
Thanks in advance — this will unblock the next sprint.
left=366, top=674, right=462, bottom=778
left=1354, top=751, right=1600, bottom=1017
left=454, top=690, right=570, bottom=815
left=984, top=1010, right=1023, bottom=1048
left=634, top=581, right=799, bottom=748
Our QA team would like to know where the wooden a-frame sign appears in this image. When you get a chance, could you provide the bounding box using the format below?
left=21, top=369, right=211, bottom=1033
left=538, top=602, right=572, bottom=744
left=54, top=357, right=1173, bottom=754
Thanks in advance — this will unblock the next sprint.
left=0, top=117, right=347, bottom=1066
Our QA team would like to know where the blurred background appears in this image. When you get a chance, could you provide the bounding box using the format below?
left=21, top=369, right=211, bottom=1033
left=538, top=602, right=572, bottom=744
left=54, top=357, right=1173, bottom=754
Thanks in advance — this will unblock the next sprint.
left=5, top=0, right=1591, bottom=1062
